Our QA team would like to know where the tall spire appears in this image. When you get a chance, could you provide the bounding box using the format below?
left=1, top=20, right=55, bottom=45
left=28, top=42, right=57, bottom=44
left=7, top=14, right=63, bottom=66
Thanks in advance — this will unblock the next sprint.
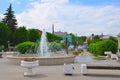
left=52, top=24, right=54, bottom=34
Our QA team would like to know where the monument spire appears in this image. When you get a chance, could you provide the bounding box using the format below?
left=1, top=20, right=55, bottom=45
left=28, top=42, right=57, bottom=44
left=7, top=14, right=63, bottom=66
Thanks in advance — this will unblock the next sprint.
left=52, top=24, right=54, bottom=34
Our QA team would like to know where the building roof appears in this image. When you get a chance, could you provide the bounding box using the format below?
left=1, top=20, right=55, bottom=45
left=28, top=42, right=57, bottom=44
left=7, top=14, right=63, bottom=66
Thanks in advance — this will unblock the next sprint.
left=54, top=31, right=67, bottom=36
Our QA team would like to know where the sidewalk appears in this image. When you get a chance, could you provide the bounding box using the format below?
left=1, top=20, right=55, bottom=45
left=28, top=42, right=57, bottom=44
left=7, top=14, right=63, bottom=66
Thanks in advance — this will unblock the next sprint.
left=0, top=57, right=120, bottom=80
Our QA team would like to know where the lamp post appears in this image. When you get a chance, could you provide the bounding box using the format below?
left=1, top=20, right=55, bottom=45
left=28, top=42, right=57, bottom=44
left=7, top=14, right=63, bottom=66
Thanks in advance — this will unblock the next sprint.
left=117, top=33, right=120, bottom=53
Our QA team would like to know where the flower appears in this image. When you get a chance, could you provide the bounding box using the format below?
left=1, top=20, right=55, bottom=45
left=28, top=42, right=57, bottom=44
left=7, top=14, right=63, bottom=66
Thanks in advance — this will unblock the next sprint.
left=24, top=57, right=38, bottom=62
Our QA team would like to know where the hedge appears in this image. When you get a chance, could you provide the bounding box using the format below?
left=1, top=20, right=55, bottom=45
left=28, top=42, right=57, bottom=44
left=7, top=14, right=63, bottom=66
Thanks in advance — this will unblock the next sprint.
left=89, top=40, right=117, bottom=56
left=17, top=42, right=38, bottom=54
left=17, top=41, right=64, bottom=54
left=49, top=42, right=64, bottom=52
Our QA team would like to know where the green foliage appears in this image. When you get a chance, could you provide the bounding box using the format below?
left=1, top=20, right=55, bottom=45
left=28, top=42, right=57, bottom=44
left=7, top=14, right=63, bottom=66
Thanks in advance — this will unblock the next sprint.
left=89, top=40, right=117, bottom=56
left=14, top=26, right=28, bottom=45
left=2, top=4, right=17, bottom=32
left=49, top=42, right=63, bottom=52
left=93, top=35, right=100, bottom=40
left=0, top=22, right=10, bottom=45
left=72, top=50, right=83, bottom=55
left=77, top=36, right=86, bottom=45
left=68, top=33, right=76, bottom=45
left=46, top=32, right=62, bottom=42
left=17, top=42, right=38, bottom=54
left=2, top=4, right=17, bottom=45
left=88, top=39, right=102, bottom=45
left=28, top=29, right=41, bottom=42
left=59, top=43, right=65, bottom=49
left=108, top=36, right=118, bottom=43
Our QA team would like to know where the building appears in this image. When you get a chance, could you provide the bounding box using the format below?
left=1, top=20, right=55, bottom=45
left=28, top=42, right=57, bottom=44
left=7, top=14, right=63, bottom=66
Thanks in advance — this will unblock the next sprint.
left=54, top=31, right=73, bottom=46
left=90, top=33, right=110, bottom=40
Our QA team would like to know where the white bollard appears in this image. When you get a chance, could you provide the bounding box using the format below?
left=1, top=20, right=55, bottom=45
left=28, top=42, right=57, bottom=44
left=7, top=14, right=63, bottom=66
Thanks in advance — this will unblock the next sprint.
left=111, top=54, right=118, bottom=60
left=63, top=63, right=74, bottom=75
left=81, top=64, right=88, bottom=75
left=104, top=51, right=112, bottom=58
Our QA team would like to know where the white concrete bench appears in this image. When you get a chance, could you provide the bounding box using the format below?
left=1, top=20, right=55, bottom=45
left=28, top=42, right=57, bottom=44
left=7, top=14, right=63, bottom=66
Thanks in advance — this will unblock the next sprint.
left=63, top=63, right=74, bottom=75
left=81, top=63, right=120, bottom=75
left=80, top=64, right=88, bottom=75
left=104, top=51, right=118, bottom=60
left=104, top=51, right=112, bottom=58
left=111, top=54, right=118, bottom=60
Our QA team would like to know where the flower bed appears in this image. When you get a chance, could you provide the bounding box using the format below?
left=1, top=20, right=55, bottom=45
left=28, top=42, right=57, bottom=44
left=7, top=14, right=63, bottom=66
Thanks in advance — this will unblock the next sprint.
left=24, top=57, right=38, bottom=62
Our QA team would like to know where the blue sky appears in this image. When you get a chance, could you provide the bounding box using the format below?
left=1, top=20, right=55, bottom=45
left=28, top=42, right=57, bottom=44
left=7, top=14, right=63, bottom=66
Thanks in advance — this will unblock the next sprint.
left=0, top=0, right=120, bottom=36
left=0, top=0, right=120, bottom=13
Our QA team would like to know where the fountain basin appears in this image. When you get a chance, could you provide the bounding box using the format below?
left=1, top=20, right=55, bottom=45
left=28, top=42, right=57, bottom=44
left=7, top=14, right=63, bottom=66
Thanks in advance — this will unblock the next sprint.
left=6, top=55, right=76, bottom=65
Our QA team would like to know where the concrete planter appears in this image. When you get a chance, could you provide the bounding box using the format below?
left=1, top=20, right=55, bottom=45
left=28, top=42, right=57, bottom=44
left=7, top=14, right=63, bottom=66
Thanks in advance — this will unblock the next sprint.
left=21, top=60, right=39, bottom=76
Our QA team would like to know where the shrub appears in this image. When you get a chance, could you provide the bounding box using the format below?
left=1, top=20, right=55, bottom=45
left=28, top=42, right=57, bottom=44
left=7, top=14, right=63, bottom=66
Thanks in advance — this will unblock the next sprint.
left=49, top=42, right=63, bottom=52
left=89, top=40, right=117, bottom=56
left=72, top=50, right=83, bottom=55
left=17, top=42, right=38, bottom=54
left=88, top=39, right=102, bottom=45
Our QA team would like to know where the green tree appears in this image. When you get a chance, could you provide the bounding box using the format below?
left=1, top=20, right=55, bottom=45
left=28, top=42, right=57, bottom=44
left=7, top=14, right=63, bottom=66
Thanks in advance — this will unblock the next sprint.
left=2, top=4, right=17, bottom=45
left=68, top=33, right=76, bottom=46
left=108, top=36, right=118, bottom=43
left=46, top=32, right=62, bottom=42
left=14, top=26, right=28, bottom=45
left=0, top=22, right=10, bottom=47
left=77, top=36, right=86, bottom=45
left=93, top=35, right=100, bottom=40
left=28, top=29, right=41, bottom=42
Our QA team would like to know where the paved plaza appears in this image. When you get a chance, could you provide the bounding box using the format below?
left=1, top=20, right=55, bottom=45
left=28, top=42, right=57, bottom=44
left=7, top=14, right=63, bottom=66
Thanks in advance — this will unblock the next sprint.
left=0, top=53, right=120, bottom=80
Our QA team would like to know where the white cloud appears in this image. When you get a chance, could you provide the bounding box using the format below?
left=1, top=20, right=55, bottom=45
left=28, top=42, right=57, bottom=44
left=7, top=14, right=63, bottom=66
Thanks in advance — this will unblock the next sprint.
left=0, top=14, right=4, bottom=21
left=9, top=0, right=16, bottom=2
left=9, top=0, right=21, bottom=4
left=16, top=0, right=120, bottom=36
left=41, top=0, right=69, bottom=4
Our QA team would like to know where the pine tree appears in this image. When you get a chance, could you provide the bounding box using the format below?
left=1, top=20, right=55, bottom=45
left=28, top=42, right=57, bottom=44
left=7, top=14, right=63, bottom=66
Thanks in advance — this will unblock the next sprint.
left=2, top=4, right=17, bottom=45
left=2, top=4, right=17, bottom=32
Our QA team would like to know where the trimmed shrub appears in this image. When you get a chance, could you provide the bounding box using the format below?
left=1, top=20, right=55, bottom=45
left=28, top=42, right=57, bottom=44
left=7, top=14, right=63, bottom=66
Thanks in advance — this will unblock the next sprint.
left=89, top=40, right=117, bottom=56
left=17, top=42, right=38, bottom=54
left=88, top=39, right=102, bottom=45
left=49, top=42, right=63, bottom=52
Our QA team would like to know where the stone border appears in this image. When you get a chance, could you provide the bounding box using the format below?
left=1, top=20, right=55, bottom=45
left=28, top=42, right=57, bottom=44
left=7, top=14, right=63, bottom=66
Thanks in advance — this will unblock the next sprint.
left=6, top=55, right=76, bottom=65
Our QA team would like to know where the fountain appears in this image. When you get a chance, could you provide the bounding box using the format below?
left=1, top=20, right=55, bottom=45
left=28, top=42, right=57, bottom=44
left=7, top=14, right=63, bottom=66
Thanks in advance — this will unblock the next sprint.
left=6, top=29, right=75, bottom=65
left=37, top=29, right=50, bottom=57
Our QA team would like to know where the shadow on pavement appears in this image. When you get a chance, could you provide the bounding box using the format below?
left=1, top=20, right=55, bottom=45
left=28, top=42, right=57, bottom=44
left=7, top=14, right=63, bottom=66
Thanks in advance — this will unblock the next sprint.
left=86, top=73, right=120, bottom=78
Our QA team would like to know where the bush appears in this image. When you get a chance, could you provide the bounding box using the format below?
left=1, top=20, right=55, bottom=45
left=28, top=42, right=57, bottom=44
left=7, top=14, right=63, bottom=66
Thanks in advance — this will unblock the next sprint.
left=88, top=39, right=102, bottom=45
left=17, top=42, right=38, bottom=54
left=89, top=40, right=117, bottom=56
left=72, top=50, right=83, bottom=55
left=49, top=42, right=63, bottom=52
